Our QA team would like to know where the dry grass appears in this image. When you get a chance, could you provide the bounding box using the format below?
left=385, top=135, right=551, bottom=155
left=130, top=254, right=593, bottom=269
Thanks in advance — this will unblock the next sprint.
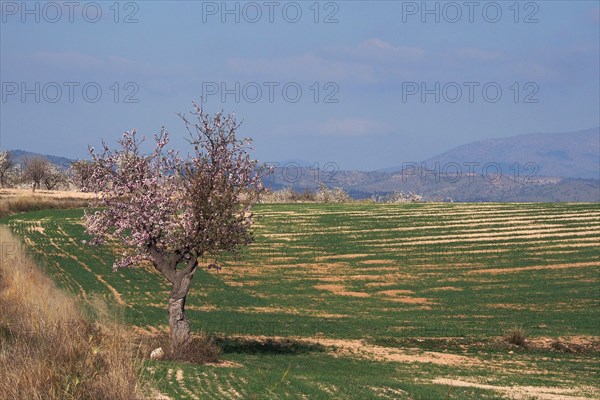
left=0, top=226, right=146, bottom=400
left=503, top=325, right=528, bottom=347
left=0, top=189, right=91, bottom=218
left=0, top=188, right=95, bottom=199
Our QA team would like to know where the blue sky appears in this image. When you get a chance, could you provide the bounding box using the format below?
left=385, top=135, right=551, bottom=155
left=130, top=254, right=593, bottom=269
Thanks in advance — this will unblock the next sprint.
left=1, top=1, right=598, bottom=170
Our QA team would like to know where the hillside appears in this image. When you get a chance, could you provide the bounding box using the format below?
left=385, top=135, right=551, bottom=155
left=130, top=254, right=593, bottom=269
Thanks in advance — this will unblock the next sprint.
left=9, top=150, right=75, bottom=169
left=415, top=127, right=599, bottom=180
left=266, top=165, right=600, bottom=202
left=6, top=127, right=600, bottom=202
left=266, top=127, right=600, bottom=201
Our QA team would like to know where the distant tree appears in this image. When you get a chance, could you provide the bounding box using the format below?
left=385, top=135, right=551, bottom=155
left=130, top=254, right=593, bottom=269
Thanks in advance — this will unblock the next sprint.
left=70, top=160, right=94, bottom=190
left=22, top=157, right=52, bottom=192
left=315, top=184, right=351, bottom=203
left=382, top=191, right=424, bottom=203
left=0, top=151, right=15, bottom=188
left=84, top=104, right=264, bottom=349
left=42, top=164, right=68, bottom=190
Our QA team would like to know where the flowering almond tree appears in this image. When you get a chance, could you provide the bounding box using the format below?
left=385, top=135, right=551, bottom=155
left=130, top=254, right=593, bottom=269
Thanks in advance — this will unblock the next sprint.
left=84, top=103, right=264, bottom=349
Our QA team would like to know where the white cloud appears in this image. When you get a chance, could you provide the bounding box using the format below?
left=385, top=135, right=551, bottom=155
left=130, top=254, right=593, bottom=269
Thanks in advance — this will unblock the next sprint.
left=355, top=38, right=425, bottom=61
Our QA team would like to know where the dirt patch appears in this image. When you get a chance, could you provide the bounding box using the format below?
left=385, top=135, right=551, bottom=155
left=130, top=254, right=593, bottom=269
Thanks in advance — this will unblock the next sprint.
left=360, top=259, right=392, bottom=265
left=272, top=262, right=347, bottom=270
left=384, top=297, right=434, bottom=306
left=319, top=253, right=372, bottom=260
left=469, top=261, right=600, bottom=275
left=527, top=336, right=600, bottom=352
left=238, top=304, right=347, bottom=319
left=314, top=284, right=370, bottom=298
left=365, top=282, right=397, bottom=288
left=226, top=281, right=260, bottom=287
left=237, top=306, right=300, bottom=315
left=370, top=288, right=433, bottom=306
left=368, top=227, right=600, bottom=247
left=432, top=378, right=598, bottom=400
left=487, top=303, right=544, bottom=311
left=369, top=386, right=409, bottom=399
left=186, top=304, right=219, bottom=312
left=94, top=274, right=126, bottom=305
left=255, top=256, right=297, bottom=263
left=174, top=369, right=200, bottom=400
left=228, top=334, right=482, bottom=366
left=31, top=225, right=45, bottom=234
left=425, top=286, right=463, bottom=292
left=311, top=312, right=347, bottom=319
left=204, top=360, right=243, bottom=368
left=316, top=276, right=347, bottom=283
left=377, top=289, right=415, bottom=296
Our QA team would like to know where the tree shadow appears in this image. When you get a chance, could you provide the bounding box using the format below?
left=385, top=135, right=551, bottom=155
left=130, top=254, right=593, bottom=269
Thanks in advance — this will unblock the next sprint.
left=214, top=336, right=327, bottom=356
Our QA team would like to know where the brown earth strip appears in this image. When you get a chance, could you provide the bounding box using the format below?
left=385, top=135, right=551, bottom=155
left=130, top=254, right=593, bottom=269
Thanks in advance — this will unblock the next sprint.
left=468, top=261, right=600, bottom=275
left=227, top=335, right=483, bottom=366
left=314, top=284, right=370, bottom=297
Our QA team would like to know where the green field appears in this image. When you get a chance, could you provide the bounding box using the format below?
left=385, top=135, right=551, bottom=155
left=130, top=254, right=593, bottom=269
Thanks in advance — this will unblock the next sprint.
left=2, top=203, right=599, bottom=399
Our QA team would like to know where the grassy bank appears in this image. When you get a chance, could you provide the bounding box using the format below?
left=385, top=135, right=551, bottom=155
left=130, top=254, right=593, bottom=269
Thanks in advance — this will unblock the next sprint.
left=0, top=226, right=145, bottom=400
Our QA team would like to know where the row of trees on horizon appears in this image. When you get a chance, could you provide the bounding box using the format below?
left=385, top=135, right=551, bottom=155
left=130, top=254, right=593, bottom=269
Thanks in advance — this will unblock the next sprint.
left=0, top=151, right=92, bottom=191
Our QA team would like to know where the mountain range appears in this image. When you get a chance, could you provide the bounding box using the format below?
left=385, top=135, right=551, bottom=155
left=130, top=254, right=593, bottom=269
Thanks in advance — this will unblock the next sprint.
left=5, top=127, right=599, bottom=202
left=268, top=127, right=599, bottom=201
left=420, top=127, right=599, bottom=180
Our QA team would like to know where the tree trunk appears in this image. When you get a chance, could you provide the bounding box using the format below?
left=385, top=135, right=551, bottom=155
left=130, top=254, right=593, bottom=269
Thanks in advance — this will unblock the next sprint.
left=167, top=260, right=197, bottom=349
left=168, top=295, right=191, bottom=349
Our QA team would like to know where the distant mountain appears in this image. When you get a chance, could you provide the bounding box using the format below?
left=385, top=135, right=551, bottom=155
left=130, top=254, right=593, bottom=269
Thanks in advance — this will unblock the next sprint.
left=6, top=127, right=600, bottom=202
left=265, top=126, right=600, bottom=201
left=266, top=165, right=600, bottom=202
left=9, top=150, right=75, bottom=169
left=385, top=127, right=599, bottom=180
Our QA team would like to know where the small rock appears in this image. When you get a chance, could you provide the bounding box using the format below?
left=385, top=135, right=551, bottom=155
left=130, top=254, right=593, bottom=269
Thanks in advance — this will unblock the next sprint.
left=150, top=347, right=164, bottom=360
left=508, top=350, right=514, bottom=355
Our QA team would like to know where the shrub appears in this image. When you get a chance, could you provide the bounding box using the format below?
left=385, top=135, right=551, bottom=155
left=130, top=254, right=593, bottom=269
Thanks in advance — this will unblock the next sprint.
left=143, top=332, right=220, bottom=364
left=504, top=325, right=528, bottom=347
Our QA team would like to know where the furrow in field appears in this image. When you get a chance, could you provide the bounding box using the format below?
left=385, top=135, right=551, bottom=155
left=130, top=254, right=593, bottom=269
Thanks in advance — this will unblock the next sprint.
left=467, top=261, right=600, bottom=275
left=363, top=228, right=600, bottom=247
left=261, top=220, right=600, bottom=239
